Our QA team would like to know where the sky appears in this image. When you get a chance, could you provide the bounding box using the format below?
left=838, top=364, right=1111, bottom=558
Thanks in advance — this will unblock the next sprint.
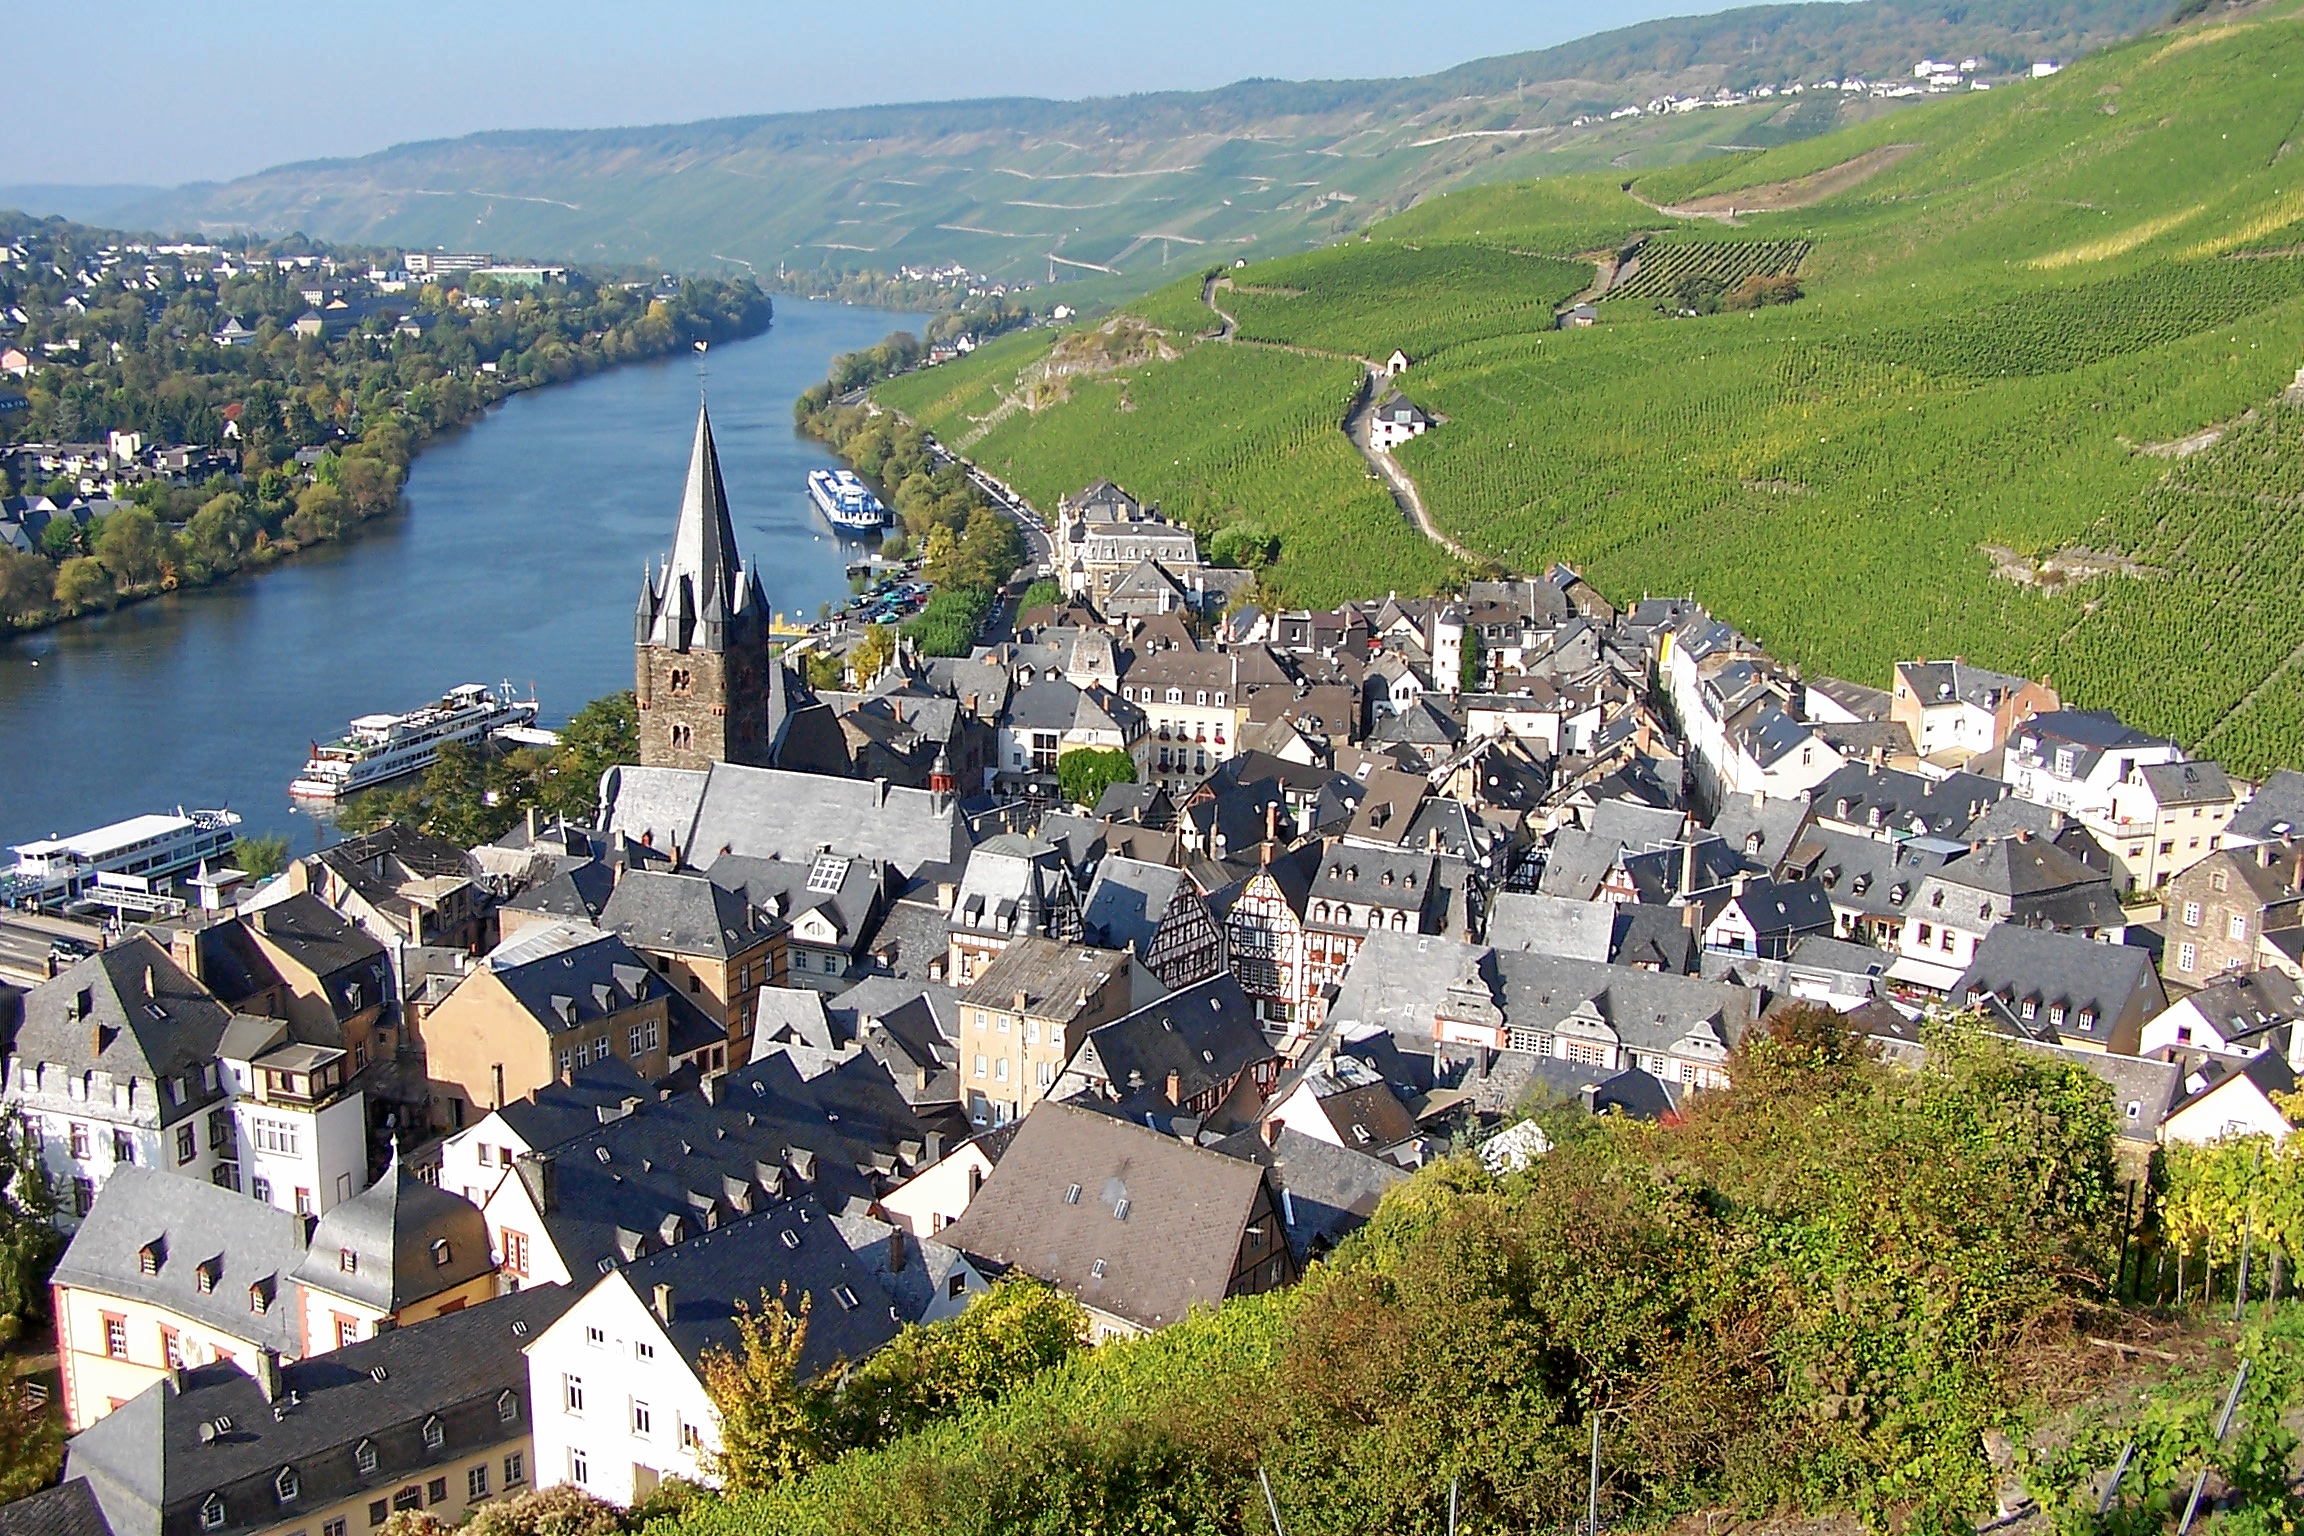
left=5, top=0, right=1759, bottom=187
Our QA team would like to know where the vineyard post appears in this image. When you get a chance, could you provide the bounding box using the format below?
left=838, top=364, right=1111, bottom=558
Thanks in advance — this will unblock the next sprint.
left=2234, top=1142, right=2263, bottom=1324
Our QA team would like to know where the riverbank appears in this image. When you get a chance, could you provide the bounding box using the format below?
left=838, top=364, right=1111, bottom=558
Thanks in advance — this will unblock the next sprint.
left=0, top=305, right=774, bottom=641
left=0, top=297, right=918, bottom=854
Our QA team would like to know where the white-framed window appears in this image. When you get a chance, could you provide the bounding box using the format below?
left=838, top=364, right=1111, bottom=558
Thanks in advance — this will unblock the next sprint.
left=276, top=1467, right=301, bottom=1504
left=630, top=1399, right=652, bottom=1438
left=568, top=1448, right=589, bottom=1486
left=201, top=1495, right=226, bottom=1531
left=2183, top=902, right=2202, bottom=927
left=2230, top=915, right=2249, bottom=941
left=563, top=1374, right=584, bottom=1414
left=2179, top=941, right=2198, bottom=973
left=467, top=1465, right=489, bottom=1501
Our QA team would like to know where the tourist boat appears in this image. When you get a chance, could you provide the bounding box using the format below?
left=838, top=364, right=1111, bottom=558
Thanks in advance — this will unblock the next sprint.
left=807, top=467, right=888, bottom=531
left=290, top=683, right=539, bottom=800
left=1, top=807, right=242, bottom=907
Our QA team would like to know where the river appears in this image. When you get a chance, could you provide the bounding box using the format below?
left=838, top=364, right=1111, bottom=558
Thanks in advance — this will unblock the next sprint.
left=0, top=297, right=920, bottom=857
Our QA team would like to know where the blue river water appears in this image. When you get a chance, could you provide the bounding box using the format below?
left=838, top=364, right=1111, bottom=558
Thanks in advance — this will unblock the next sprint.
left=0, top=297, right=920, bottom=856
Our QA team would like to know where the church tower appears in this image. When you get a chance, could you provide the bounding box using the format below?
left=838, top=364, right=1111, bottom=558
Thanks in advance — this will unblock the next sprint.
left=634, top=404, right=773, bottom=770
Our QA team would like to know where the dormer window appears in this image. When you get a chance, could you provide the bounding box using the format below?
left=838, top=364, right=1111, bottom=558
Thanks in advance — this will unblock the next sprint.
left=423, top=1416, right=445, bottom=1451
left=356, top=1440, right=378, bottom=1475
left=275, top=1467, right=300, bottom=1504
left=431, top=1239, right=452, bottom=1268
left=200, top=1495, right=225, bottom=1531
left=338, top=1248, right=357, bottom=1274
left=497, top=1391, right=520, bottom=1424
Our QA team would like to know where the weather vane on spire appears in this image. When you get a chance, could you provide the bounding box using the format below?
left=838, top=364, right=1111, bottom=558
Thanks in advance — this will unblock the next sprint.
left=694, top=338, right=709, bottom=400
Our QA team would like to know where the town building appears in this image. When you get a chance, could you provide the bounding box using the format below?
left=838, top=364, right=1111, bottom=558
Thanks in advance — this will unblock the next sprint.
left=940, top=1100, right=1297, bottom=1340
left=61, top=1284, right=576, bottom=1536
left=1079, top=856, right=1226, bottom=990
left=48, top=1167, right=310, bottom=1433
left=1054, top=482, right=1206, bottom=607
left=215, top=1016, right=367, bottom=1216
left=956, top=938, right=1151, bottom=1127
left=596, top=869, right=782, bottom=1055
left=2162, top=845, right=2304, bottom=983
left=944, top=835, right=1083, bottom=986
left=287, top=1153, right=496, bottom=1355
left=1888, top=660, right=2057, bottom=768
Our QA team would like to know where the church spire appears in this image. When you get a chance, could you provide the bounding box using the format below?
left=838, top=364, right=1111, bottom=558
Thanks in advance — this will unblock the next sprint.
left=645, top=403, right=743, bottom=652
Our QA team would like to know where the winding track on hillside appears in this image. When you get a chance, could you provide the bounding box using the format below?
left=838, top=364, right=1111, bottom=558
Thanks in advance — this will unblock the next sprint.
left=1197, top=274, right=1475, bottom=566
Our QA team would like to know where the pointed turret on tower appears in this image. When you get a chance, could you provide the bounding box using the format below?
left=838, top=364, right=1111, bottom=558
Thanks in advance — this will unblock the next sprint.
left=636, top=403, right=772, bottom=769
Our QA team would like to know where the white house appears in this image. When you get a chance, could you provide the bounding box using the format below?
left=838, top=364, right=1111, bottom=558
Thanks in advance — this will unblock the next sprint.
left=878, top=1129, right=1011, bottom=1237
left=216, top=1017, right=368, bottom=1216
left=2003, top=710, right=2184, bottom=824
left=2159, top=1055, right=2295, bottom=1148
left=2137, top=971, right=2304, bottom=1061
left=1367, top=390, right=1434, bottom=452
left=524, top=1197, right=908, bottom=1505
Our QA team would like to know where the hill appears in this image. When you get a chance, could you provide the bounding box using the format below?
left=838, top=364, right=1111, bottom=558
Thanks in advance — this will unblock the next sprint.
left=105, top=0, right=2160, bottom=289
left=875, top=0, right=2304, bottom=778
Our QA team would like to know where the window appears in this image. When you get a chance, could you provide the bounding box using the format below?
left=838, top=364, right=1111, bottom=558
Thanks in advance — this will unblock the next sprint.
left=669, top=723, right=693, bottom=752
left=103, top=1313, right=128, bottom=1359
left=681, top=1417, right=704, bottom=1454
left=631, top=1399, right=652, bottom=1437
left=503, top=1230, right=532, bottom=1280
left=337, top=1317, right=359, bottom=1349
left=635, top=1341, right=654, bottom=1361
left=503, top=1452, right=525, bottom=1487
left=339, top=1247, right=358, bottom=1274
left=176, top=1124, right=197, bottom=1164
left=251, top=1176, right=272, bottom=1206
left=69, top=1124, right=89, bottom=1160
left=112, top=1129, right=135, bottom=1166
left=201, top=1496, right=226, bottom=1531
left=2231, top=915, right=2249, bottom=942
left=468, top=1466, right=490, bottom=1501
left=369, top=1503, right=386, bottom=1528
left=327, top=1520, right=347, bottom=1536
left=497, top=1390, right=520, bottom=1424
left=422, top=1417, right=444, bottom=1451
left=2183, top=902, right=2202, bottom=927
left=2179, top=941, right=2198, bottom=973
left=568, top=1449, right=589, bottom=1486
left=973, top=1054, right=986, bottom=1079
left=431, top=1238, right=453, bottom=1268
left=277, top=1467, right=301, bottom=1504
left=356, top=1441, right=378, bottom=1475
left=586, top=1325, right=605, bottom=1347
left=392, top=1488, right=421, bottom=1514
left=426, top=1480, right=447, bottom=1507
left=563, top=1374, right=584, bottom=1414
left=949, top=1272, right=969, bottom=1298
left=162, top=1326, right=184, bottom=1368
left=2212, top=870, right=2230, bottom=893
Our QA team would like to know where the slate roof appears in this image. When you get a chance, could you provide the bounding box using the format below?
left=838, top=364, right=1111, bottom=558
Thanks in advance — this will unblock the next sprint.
left=1951, top=927, right=2164, bottom=1050
left=611, top=1195, right=902, bottom=1376
left=2138, top=760, right=2233, bottom=808
left=598, top=867, right=777, bottom=960
left=963, top=937, right=1132, bottom=1020
left=1612, top=904, right=1700, bottom=973
left=606, top=761, right=969, bottom=878
left=829, top=1210, right=976, bottom=1325
left=63, top=1283, right=579, bottom=1536
left=242, top=894, right=388, bottom=984
left=51, top=1167, right=308, bottom=1357
left=0, top=1481, right=112, bottom=1536
left=2168, top=1051, right=2298, bottom=1123
left=482, top=926, right=674, bottom=1035
left=16, top=937, right=231, bottom=1109
left=1922, top=838, right=2125, bottom=931
left=1206, top=1125, right=1405, bottom=1265
left=1723, top=877, right=1835, bottom=939
left=941, top=1100, right=1273, bottom=1331
left=1485, top=891, right=1613, bottom=962
left=1081, top=857, right=1190, bottom=954
left=1812, top=764, right=2006, bottom=839
left=1064, top=973, right=1274, bottom=1107
left=290, top=1153, right=493, bottom=1312
left=2228, top=770, right=2304, bottom=844
left=500, top=860, right=617, bottom=925
left=491, top=1057, right=655, bottom=1155
left=1897, top=660, right=2035, bottom=713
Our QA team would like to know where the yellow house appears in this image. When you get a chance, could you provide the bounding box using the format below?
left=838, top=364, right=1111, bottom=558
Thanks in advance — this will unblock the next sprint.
left=413, top=926, right=685, bottom=1132
left=61, top=1284, right=578, bottom=1536
left=49, top=1167, right=310, bottom=1433
left=288, top=1152, right=498, bottom=1356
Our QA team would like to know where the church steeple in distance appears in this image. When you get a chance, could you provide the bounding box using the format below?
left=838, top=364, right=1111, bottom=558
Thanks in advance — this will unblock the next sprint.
left=635, top=401, right=773, bottom=770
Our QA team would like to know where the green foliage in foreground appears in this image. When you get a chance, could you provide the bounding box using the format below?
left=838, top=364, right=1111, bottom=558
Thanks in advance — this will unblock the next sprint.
left=338, top=691, right=636, bottom=843
left=652, top=1014, right=2124, bottom=1536
left=901, top=587, right=993, bottom=658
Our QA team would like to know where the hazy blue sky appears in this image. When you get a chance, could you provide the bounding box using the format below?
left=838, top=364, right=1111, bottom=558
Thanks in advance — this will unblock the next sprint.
left=8, top=0, right=1759, bottom=186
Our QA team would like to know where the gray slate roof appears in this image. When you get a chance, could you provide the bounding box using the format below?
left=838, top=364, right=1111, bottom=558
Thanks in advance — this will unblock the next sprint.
left=16, top=937, right=231, bottom=1114
left=0, top=1482, right=111, bottom=1536
left=1951, top=927, right=2164, bottom=1050
left=1486, top=891, right=1613, bottom=962
left=2228, top=770, right=2304, bottom=844
left=290, top=1153, right=493, bottom=1312
left=604, top=761, right=969, bottom=878
left=51, top=1167, right=308, bottom=1357
left=1064, top=973, right=1274, bottom=1106
left=1080, top=857, right=1189, bottom=954
left=1207, top=1125, right=1405, bottom=1264
left=942, top=1099, right=1273, bottom=1331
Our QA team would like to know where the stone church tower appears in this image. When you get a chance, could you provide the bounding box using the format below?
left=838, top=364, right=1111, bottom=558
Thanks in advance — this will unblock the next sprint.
left=634, top=404, right=774, bottom=770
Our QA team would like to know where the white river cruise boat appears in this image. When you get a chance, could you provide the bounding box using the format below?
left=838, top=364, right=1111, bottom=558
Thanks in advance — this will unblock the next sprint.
left=291, top=683, right=539, bottom=801
left=1, top=807, right=242, bottom=907
left=807, top=467, right=888, bottom=531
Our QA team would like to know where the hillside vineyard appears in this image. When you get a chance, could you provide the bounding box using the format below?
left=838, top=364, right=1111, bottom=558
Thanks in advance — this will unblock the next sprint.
left=879, top=10, right=2304, bottom=778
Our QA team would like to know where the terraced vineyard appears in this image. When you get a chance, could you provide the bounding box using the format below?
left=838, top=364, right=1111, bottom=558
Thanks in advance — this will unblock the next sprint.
left=875, top=6, right=2304, bottom=774
left=1604, top=238, right=1810, bottom=305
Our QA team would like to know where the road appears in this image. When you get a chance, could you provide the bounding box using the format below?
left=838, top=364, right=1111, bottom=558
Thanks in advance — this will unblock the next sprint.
left=1341, top=370, right=1478, bottom=564
left=920, top=438, right=1055, bottom=571
left=0, top=911, right=107, bottom=987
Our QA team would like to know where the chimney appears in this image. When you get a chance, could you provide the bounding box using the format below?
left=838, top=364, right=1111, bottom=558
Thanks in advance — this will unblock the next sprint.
left=1679, top=839, right=1695, bottom=897
left=1165, top=1070, right=1181, bottom=1102
left=521, top=1153, right=559, bottom=1213
left=937, top=882, right=957, bottom=912
left=923, top=1130, right=943, bottom=1165
left=255, top=1347, right=283, bottom=1403
left=1260, top=1117, right=1281, bottom=1148
left=700, top=1074, right=719, bottom=1105
left=1681, top=900, right=1699, bottom=932
left=653, top=1283, right=675, bottom=1324
left=887, top=1226, right=909, bottom=1271
left=526, top=805, right=538, bottom=843
left=170, top=926, right=204, bottom=986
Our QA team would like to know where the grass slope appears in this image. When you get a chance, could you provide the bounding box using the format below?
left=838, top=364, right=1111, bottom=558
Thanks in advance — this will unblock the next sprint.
left=111, top=0, right=2161, bottom=287
left=884, top=3, right=2304, bottom=777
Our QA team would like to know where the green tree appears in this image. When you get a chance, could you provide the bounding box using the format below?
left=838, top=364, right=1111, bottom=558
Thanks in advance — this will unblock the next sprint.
left=830, top=1278, right=1088, bottom=1450
left=461, top=1483, right=627, bottom=1536
left=0, top=1382, right=62, bottom=1503
left=287, top=482, right=348, bottom=544
left=700, top=1288, right=830, bottom=1494
left=1057, top=747, right=1136, bottom=808
left=535, top=691, right=638, bottom=823
left=0, top=548, right=53, bottom=623
left=53, top=556, right=111, bottom=610
left=1017, top=578, right=1064, bottom=614
left=1459, top=629, right=1482, bottom=693
left=0, top=1115, right=59, bottom=1347
left=94, top=506, right=171, bottom=591
left=233, top=834, right=290, bottom=880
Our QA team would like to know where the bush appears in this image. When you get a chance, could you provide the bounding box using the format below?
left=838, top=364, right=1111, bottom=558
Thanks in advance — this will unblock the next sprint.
left=1056, top=747, right=1137, bottom=809
left=463, top=1484, right=628, bottom=1536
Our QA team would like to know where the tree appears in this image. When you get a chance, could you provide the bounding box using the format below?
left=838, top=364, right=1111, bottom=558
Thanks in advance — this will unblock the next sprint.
left=535, top=691, right=637, bottom=823
left=1458, top=629, right=1482, bottom=693
left=0, top=1382, right=61, bottom=1503
left=53, top=555, right=111, bottom=610
left=1057, top=746, right=1137, bottom=809
left=1209, top=523, right=1280, bottom=571
left=0, top=1115, right=58, bottom=1347
left=699, top=1288, right=829, bottom=1494
left=233, top=834, right=290, bottom=879
left=830, top=1278, right=1089, bottom=1450
left=461, top=1483, right=627, bottom=1536
left=0, top=548, right=53, bottom=624
left=1018, top=578, right=1064, bottom=614
left=94, top=505, right=170, bottom=591
left=287, top=482, right=348, bottom=544
left=850, top=624, right=897, bottom=686
left=373, top=1513, right=451, bottom=1536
